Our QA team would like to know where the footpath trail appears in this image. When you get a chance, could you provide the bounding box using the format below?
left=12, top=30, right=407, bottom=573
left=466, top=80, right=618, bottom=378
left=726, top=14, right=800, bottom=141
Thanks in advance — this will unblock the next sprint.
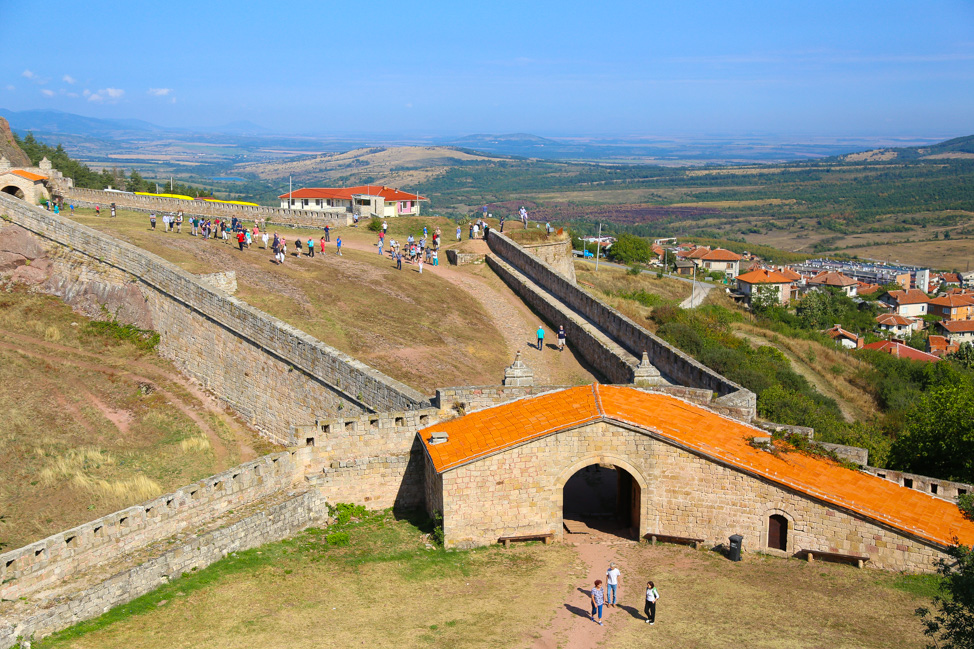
left=339, top=234, right=596, bottom=386
left=533, top=538, right=637, bottom=649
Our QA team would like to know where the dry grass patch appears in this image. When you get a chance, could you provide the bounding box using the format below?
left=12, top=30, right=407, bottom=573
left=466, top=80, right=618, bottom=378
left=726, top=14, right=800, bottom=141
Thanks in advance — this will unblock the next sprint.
left=37, top=510, right=574, bottom=649
left=0, top=286, right=270, bottom=550
left=611, top=543, right=932, bottom=648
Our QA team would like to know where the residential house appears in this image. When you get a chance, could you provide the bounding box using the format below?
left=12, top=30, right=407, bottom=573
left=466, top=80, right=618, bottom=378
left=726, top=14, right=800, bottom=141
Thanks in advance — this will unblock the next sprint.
left=927, top=294, right=974, bottom=321
left=879, top=289, right=930, bottom=318
left=807, top=271, right=858, bottom=297
left=735, top=268, right=793, bottom=306
left=934, top=320, right=974, bottom=344
left=928, top=335, right=960, bottom=358
left=279, top=185, right=426, bottom=218
left=857, top=282, right=882, bottom=297
left=674, top=259, right=697, bottom=276
left=697, top=248, right=742, bottom=277
left=861, top=340, right=941, bottom=363
left=875, top=313, right=919, bottom=337
left=938, top=272, right=962, bottom=288
left=824, top=325, right=864, bottom=349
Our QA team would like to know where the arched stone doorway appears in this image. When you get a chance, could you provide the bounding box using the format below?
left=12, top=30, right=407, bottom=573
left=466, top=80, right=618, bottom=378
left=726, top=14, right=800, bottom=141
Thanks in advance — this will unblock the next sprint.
left=2, top=185, right=25, bottom=200
left=562, top=463, right=642, bottom=540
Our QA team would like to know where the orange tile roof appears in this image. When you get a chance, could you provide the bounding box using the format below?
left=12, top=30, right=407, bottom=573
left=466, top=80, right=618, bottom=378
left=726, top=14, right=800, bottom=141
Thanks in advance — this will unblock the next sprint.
left=886, top=289, right=930, bottom=305
left=929, top=294, right=974, bottom=308
left=279, top=185, right=426, bottom=201
left=700, top=248, right=742, bottom=262
left=418, top=385, right=974, bottom=548
left=686, top=247, right=712, bottom=259
left=809, top=271, right=858, bottom=287
left=6, top=169, right=47, bottom=181
left=937, top=320, right=974, bottom=333
left=862, top=341, right=942, bottom=362
left=775, top=267, right=802, bottom=281
left=857, top=281, right=882, bottom=295
left=736, top=268, right=792, bottom=284
left=875, top=313, right=914, bottom=326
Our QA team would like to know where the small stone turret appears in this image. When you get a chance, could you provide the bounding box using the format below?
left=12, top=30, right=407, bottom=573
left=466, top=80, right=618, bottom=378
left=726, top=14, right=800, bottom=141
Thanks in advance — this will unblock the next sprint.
left=503, top=351, right=534, bottom=386
left=39, top=156, right=53, bottom=172
left=632, top=350, right=663, bottom=386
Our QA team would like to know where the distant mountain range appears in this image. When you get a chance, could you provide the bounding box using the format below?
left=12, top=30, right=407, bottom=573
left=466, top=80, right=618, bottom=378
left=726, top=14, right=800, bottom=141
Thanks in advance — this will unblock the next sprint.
left=0, top=108, right=968, bottom=165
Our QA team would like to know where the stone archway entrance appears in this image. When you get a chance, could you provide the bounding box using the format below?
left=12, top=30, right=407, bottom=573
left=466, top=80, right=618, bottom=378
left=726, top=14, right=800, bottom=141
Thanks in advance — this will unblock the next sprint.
left=2, top=185, right=25, bottom=200
left=562, top=463, right=641, bottom=540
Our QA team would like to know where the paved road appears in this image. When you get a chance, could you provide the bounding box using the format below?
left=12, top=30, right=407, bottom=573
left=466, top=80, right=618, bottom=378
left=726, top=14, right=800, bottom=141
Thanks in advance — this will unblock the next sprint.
left=575, top=257, right=718, bottom=309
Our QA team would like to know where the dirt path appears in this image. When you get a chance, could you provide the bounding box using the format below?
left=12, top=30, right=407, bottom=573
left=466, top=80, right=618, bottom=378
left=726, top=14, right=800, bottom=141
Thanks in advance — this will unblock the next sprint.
left=679, top=280, right=714, bottom=308
left=731, top=328, right=856, bottom=422
left=533, top=537, right=639, bottom=649
left=340, top=236, right=596, bottom=386
left=0, top=331, right=258, bottom=467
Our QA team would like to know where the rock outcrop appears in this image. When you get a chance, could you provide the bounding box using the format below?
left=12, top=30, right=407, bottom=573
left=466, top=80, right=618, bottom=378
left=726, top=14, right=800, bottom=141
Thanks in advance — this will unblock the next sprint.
left=0, top=117, right=32, bottom=168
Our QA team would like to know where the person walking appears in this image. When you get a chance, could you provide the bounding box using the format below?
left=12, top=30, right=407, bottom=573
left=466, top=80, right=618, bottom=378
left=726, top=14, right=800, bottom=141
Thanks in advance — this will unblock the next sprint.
left=319, top=236, right=326, bottom=255
left=324, top=225, right=330, bottom=242
left=110, top=203, right=116, bottom=218
left=176, top=212, right=183, bottom=233
left=499, top=214, right=505, bottom=232
left=396, top=250, right=402, bottom=270
left=590, top=580, right=605, bottom=626
left=382, top=220, right=388, bottom=236
left=418, top=256, right=424, bottom=274
left=307, top=238, right=315, bottom=258
left=95, top=205, right=100, bottom=216
left=150, top=212, right=157, bottom=230
left=557, top=325, right=567, bottom=352
left=606, top=562, right=621, bottom=608
left=536, top=325, right=545, bottom=351
left=262, top=231, right=270, bottom=249
left=237, top=230, right=246, bottom=251
left=336, top=236, right=343, bottom=256
left=645, top=581, right=659, bottom=625
left=456, top=225, right=462, bottom=242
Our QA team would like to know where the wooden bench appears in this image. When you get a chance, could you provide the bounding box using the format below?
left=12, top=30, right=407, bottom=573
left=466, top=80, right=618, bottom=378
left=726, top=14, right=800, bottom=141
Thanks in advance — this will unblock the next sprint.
left=800, top=549, right=870, bottom=569
left=645, top=533, right=706, bottom=549
left=498, top=533, right=554, bottom=548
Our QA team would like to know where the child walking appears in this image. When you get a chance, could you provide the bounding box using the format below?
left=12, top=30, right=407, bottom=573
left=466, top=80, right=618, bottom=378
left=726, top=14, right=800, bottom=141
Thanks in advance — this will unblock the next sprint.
left=645, top=581, right=659, bottom=625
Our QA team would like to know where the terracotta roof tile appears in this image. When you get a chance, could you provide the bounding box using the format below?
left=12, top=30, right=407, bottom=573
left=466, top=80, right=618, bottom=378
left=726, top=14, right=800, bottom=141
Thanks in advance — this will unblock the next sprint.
left=875, top=313, right=914, bottom=326
left=6, top=169, right=47, bottom=181
left=700, top=248, right=742, bottom=262
left=886, top=289, right=930, bottom=305
left=736, top=268, right=792, bottom=284
left=279, top=185, right=426, bottom=201
left=929, top=295, right=974, bottom=308
left=937, top=320, right=974, bottom=333
left=862, top=341, right=941, bottom=362
left=809, top=271, right=858, bottom=287
left=418, top=385, right=974, bottom=548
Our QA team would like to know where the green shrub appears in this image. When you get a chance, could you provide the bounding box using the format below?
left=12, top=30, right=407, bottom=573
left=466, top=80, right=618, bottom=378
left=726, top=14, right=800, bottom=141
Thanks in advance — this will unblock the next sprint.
left=367, top=217, right=383, bottom=232
left=326, top=531, right=350, bottom=546
left=82, top=320, right=160, bottom=351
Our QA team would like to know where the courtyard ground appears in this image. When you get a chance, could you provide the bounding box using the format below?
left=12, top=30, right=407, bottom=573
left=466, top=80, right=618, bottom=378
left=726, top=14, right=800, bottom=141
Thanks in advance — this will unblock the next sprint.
left=33, top=509, right=936, bottom=649
left=68, top=209, right=596, bottom=393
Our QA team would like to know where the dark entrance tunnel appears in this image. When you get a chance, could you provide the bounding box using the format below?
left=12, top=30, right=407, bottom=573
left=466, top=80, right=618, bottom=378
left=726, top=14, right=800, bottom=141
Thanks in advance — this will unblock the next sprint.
left=563, top=464, right=640, bottom=540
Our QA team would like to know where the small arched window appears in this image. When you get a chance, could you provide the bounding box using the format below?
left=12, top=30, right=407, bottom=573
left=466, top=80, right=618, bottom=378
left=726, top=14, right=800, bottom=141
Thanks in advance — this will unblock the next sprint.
left=768, top=514, right=788, bottom=550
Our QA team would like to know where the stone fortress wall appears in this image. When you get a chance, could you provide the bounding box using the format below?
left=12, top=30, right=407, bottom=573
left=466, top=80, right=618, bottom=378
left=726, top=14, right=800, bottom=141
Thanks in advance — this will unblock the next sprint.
left=64, top=187, right=352, bottom=229
left=0, top=194, right=430, bottom=446
left=486, top=231, right=756, bottom=421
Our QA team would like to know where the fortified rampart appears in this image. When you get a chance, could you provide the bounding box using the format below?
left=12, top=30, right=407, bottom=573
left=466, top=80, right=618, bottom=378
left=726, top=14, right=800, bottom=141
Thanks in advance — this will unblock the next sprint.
left=64, top=187, right=351, bottom=229
left=486, top=231, right=756, bottom=420
left=0, top=194, right=430, bottom=444
left=518, top=238, right=577, bottom=283
left=0, top=450, right=306, bottom=601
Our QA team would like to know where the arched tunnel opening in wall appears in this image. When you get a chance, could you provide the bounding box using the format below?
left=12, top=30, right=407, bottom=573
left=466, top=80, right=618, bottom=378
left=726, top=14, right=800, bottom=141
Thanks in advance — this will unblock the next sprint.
left=563, top=464, right=640, bottom=540
left=2, top=185, right=26, bottom=200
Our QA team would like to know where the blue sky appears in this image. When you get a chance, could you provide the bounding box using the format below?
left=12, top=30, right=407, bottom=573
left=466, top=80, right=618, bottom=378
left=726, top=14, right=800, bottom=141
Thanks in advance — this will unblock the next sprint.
left=1, top=0, right=972, bottom=138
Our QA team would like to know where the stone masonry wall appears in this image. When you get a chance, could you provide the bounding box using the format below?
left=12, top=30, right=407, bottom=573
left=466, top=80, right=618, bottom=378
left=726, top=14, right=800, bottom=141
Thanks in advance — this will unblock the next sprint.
left=487, top=231, right=755, bottom=416
left=0, top=450, right=307, bottom=601
left=65, top=188, right=352, bottom=229
left=862, top=467, right=972, bottom=503
left=1, top=488, right=326, bottom=648
left=520, top=239, right=577, bottom=283
left=436, top=420, right=946, bottom=572
left=0, top=194, right=430, bottom=445
left=298, top=408, right=440, bottom=511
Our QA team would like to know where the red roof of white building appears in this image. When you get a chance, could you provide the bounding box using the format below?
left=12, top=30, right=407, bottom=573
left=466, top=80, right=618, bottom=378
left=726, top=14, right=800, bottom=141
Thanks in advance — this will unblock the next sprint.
left=875, top=313, right=914, bottom=327
left=808, top=271, right=858, bottom=288
left=736, top=268, right=793, bottom=284
left=279, top=185, right=426, bottom=201
left=885, top=289, right=930, bottom=306
left=700, top=248, right=742, bottom=262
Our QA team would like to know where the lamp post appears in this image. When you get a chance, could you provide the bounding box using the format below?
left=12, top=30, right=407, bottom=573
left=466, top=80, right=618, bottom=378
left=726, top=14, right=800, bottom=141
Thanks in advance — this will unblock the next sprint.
left=595, top=222, right=602, bottom=271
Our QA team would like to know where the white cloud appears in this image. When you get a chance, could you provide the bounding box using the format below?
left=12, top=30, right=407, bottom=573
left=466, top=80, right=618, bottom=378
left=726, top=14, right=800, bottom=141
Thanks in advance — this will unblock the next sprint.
left=22, top=69, right=35, bottom=79
left=83, top=89, right=91, bottom=97
left=89, top=87, right=125, bottom=103
left=41, top=89, right=55, bottom=97
left=148, top=87, right=172, bottom=96
left=4, top=85, right=14, bottom=91
left=63, top=74, right=76, bottom=84
left=66, top=92, right=78, bottom=98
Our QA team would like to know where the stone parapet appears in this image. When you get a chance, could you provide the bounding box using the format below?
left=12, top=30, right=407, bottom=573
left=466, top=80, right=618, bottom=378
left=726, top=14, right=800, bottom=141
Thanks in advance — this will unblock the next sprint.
left=862, top=467, right=972, bottom=502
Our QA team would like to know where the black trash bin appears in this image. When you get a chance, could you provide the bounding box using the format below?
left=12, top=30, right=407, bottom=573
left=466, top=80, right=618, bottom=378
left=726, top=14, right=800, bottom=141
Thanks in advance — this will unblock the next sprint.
left=728, top=534, right=744, bottom=562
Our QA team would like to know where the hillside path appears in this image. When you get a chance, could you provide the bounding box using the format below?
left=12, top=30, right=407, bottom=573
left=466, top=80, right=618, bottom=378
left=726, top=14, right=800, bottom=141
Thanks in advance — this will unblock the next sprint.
left=339, top=235, right=596, bottom=386
left=730, top=328, right=856, bottom=422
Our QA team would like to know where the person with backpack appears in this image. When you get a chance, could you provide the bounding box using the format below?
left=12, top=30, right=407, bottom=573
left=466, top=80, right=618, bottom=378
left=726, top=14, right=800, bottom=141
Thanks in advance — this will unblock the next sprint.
left=645, top=581, right=660, bottom=625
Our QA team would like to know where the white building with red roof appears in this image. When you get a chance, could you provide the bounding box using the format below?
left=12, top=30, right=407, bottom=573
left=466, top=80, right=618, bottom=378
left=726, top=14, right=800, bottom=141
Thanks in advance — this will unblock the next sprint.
left=696, top=248, right=742, bottom=276
left=875, top=313, right=919, bottom=337
left=279, top=185, right=426, bottom=218
left=735, top=268, right=794, bottom=305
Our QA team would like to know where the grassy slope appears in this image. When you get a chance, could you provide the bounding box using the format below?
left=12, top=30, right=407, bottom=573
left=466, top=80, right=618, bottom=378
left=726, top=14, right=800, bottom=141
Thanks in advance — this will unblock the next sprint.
left=36, top=510, right=935, bottom=649
left=70, top=209, right=510, bottom=393
left=0, top=287, right=273, bottom=550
